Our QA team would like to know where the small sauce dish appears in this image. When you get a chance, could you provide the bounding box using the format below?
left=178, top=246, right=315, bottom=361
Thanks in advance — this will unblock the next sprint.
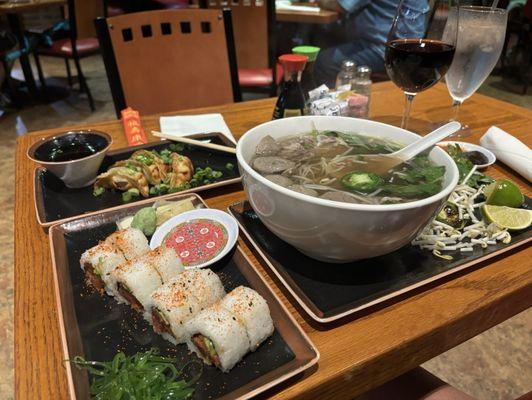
left=150, top=209, right=239, bottom=269
left=438, top=141, right=496, bottom=169
left=27, top=130, right=112, bottom=188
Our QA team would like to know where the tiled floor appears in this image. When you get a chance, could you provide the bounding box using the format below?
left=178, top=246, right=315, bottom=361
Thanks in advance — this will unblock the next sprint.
left=0, top=55, right=530, bottom=399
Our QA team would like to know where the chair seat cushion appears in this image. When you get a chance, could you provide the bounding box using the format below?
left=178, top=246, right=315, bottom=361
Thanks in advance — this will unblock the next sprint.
left=238, top=64, right=283, bottom=87
left=39, top=38, right=100, bottom=56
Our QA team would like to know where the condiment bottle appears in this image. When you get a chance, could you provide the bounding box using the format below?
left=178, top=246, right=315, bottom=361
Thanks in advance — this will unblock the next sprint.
left=351, top=65, right=372, bottom=117
left=292, top=45, right=320, bottom=100
left=272, top=54, right=308, bottom=119
left=335, top=59, right=356, bottom=90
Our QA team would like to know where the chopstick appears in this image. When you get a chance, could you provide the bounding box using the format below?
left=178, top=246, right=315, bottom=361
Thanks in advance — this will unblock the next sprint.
left=152, top=130, right=237, bottom=154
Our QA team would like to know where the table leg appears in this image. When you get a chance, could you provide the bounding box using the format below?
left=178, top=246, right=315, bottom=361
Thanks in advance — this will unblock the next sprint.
left=6, top=12, right=39, bottom=99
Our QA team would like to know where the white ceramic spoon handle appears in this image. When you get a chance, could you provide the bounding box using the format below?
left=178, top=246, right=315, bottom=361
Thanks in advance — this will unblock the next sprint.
left=395, top=121, right=461, bottom=161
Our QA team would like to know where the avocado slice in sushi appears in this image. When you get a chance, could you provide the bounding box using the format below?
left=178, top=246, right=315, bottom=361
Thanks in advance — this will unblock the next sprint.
left=192, top=334, right=221, bottom=368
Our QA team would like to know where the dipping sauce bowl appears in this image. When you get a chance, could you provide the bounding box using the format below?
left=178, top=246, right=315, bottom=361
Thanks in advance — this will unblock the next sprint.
left=27, top=130, right=112, bottom=188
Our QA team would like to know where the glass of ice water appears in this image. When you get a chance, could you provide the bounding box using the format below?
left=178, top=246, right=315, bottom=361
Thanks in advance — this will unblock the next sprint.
left=443, top=5, right=508, bottom=135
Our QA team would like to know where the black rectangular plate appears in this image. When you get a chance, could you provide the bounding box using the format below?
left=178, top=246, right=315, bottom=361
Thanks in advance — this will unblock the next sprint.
left=228, top=199, right=532, bottom=323
left=35, top=133, right=240, bottom=227
left=49, top=194, right=318, bottom=400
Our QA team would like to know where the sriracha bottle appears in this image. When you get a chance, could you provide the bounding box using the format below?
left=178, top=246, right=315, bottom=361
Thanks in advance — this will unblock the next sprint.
left=272, top=54, right=308, bottom=119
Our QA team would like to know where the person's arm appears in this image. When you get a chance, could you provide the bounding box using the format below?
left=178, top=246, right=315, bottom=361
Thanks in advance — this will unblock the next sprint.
left=318, top=0, right=371, bottom=14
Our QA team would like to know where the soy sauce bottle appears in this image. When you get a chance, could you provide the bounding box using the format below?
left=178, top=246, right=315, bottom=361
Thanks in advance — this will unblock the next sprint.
left=272, top=54, right=308, bottom=119
left=292, top=45, right=320, bottom=100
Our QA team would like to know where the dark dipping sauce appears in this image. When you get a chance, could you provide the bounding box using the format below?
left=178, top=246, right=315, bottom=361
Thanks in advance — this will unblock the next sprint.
left=463, top=150, right=489, bottom=166
left=33, top=132, right=109, bottom=162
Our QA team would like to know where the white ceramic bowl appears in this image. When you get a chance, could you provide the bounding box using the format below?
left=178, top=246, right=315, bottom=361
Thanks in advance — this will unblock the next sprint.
left=150, top=209, right=239, bottom=269
left=438, top=141, right=496, bottom=169
left=236, top=116, right=460, bottom=263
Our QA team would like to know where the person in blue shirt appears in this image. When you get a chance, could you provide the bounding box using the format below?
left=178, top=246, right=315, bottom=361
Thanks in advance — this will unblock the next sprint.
left=314, top=0, right=428, bottom=86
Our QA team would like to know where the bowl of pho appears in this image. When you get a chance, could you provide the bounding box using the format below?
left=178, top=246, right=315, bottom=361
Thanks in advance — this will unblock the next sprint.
left=236, top=116, right=459, bottom=262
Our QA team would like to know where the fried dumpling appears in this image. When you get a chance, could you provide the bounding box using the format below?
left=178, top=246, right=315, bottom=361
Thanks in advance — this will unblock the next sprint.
left=169, top=153, right=194, bottom=188
left=94, top=166, right=150, bottom=197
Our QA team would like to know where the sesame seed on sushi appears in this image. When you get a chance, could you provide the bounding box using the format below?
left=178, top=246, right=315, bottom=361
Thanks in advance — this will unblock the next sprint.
left=104, top=227, right=149, bottom=260
left=220, top=286, right=274, bottom=351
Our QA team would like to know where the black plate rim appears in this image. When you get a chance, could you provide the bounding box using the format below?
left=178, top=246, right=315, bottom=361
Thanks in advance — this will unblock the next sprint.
left=47, top=194, right=319, bottom=400
left=228, top=201, right=532, bottom=324
left=34, top=134, right=242, bottom=228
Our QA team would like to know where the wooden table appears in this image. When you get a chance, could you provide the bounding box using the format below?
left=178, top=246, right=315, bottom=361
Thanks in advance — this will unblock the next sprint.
left=276, top=3, right=339, bottom=24
left=15, top=82, right=532, bottom=399
left=0, top=0, right=66, bottom=98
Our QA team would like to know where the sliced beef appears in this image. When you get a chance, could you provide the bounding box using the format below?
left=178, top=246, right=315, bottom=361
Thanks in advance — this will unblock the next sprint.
left=255, top=135, right=280, bottom=156
left=265, top=174, right=293, bottom=187
left=287, top=184, right=318, bottom=197
left=320, top=191, right=360, bottom=203
left=253, top=157, right=295, bottom=174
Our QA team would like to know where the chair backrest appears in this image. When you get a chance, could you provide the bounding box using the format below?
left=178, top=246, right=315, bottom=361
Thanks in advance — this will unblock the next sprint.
left=201, top=0, right=275, bottom=70
left=95, top=9, right=241, bottom=116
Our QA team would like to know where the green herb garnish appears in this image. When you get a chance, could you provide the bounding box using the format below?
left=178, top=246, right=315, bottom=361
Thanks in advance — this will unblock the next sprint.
left=189, top=167, right=223, bottom=187
left=70, top=349, right=200, bottom=400
left=225, top=162, right=235, bottom=171
left=122, top=188, right=140, bottom=202
left=168, top=143, right=185, bottom=152
left=93, top=187, right=105, bottom=197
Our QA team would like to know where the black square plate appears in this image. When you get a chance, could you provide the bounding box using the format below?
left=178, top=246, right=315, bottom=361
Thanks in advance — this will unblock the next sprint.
left=228, top=200, right=532, bottom=323
left=35, top=133, right=241, bottom=228
left=49, top=193, right=319, bottom=399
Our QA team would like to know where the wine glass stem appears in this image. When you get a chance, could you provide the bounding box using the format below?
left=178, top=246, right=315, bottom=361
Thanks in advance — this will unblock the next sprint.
left=451, top=99, right=462, bottom=122
left=401, top=93, right=415, bottom=129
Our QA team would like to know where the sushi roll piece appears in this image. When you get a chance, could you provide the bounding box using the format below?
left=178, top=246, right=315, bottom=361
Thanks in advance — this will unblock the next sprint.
left=148, top=269, right=225, bottom=344
left=137, top=246, right=184, bottom=283
left=170, top=269, right=225, bottom=307
left=149, top=282, right=203, bottom=345
left=79, top=242, right=126, bottom=295
left=185, top=305, right=249, bottom=372
left=220, top=286, right=274, bottom=351
left=111, top=257, right=163, bottom=315
left=104, top=227, right=149, bottom=260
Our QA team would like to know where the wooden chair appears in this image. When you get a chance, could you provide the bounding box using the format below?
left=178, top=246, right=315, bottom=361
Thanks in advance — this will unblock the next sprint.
left=34, top=0, right=105, bottom=111
left=95, top=9, right=241, bottom=116
left=200, top=0, right=279, bottom=96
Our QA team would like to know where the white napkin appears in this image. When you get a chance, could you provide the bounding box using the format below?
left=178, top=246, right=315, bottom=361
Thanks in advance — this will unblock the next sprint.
left=276, top=0, right=321, bottom=12
left=159, top=114, right=236, bottom=144
left=480, top=126, right=532, bottom=182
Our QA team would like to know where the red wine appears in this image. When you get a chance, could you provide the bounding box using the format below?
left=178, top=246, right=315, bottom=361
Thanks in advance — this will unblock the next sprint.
left=385, top=39, right=455, bottom=94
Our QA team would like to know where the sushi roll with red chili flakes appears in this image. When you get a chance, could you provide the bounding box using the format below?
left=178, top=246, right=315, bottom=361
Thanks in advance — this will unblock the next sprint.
left=148, top=269, right=225, bottom=344
left=185, top=304, right=249, bottom=372
left=80, top=243, right=126, bottom=296
left=220, top=286, right=274, bottom=351
left=168, top=269, right=225, bottom=307
left=110, top=257, right=163, bottom=316
left=104, top=227, right=149, bottom=260
left=137, top=246, right=184, bottom=284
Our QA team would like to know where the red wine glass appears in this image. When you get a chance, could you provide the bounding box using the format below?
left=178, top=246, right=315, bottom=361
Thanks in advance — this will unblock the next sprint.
left=385, top=0, right=459, bottom=129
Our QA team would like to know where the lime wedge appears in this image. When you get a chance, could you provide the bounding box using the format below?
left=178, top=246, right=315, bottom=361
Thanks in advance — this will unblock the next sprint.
left=485, top=180, right=524, bottom=208
left=481, top=205, right=532, bottom=231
